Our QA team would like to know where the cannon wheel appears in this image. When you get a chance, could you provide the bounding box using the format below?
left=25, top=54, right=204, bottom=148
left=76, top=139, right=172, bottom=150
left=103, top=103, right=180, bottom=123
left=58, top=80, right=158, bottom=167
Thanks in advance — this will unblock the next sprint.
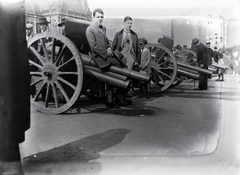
left=171, top=49, right=198, bottom=87
left=171, top=49, right=188, bottom=87
left=28, top=32, right=84, bottom=114
left=146, top=44, right=177, bottom=92
left=180, top=49, right=197, bottom=66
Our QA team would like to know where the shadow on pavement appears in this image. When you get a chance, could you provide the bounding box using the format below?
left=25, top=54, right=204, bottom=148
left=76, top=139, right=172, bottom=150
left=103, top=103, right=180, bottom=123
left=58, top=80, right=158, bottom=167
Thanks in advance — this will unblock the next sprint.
left=22, top=128, right=130, bottom=175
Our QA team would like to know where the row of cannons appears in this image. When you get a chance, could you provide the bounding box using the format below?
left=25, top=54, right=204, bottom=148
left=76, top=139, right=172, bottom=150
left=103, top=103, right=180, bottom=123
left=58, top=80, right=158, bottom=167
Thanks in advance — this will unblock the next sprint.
left=28, top=19, right=217, bottom=115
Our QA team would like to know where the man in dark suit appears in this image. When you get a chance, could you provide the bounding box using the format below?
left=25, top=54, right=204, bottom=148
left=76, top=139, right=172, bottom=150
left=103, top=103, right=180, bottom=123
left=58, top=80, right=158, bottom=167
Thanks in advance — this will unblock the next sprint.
left=192, top=38, right=209, bottom=90
left=58, top=18, right=66, bottom=35
left=112, top=16, right=141, bottom=70
left=86, top=8, right=124, bottom=69
left=86, top=8, right=128, bottom=108
left=206, top=42, right=213, bottom=65
left=38, top=17, right=50, bottom=33
left=213, top=46, right=219, bottom=63
left=26, top=23, right=33, bottom=41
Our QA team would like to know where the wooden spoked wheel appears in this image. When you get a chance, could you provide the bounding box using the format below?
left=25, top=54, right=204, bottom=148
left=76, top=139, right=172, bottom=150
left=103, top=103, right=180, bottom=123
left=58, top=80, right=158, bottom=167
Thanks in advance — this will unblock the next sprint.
left=171, top=49, right=189, bottom=87
left=180, top=49, right=197, bottom=66
left=146, top=44, right=177, bottom=92
left=28, top=32, right=84, bottom=114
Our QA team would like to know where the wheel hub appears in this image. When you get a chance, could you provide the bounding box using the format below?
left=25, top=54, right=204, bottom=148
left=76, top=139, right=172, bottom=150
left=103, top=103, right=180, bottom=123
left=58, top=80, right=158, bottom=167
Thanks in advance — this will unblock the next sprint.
left=149, top=61, right=160, bottom=74
left=42, top=64, right=58, bottom=83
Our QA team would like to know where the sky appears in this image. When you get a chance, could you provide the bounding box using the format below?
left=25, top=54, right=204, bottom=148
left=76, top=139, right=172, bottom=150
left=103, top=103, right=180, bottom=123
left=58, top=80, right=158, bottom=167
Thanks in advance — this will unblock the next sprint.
left=87, top=0, right=240, bottom=19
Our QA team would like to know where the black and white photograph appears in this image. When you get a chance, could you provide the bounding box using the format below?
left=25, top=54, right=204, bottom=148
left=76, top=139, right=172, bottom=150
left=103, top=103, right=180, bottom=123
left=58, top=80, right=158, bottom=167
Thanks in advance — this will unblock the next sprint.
left=0, top=0, right=240, bottom=174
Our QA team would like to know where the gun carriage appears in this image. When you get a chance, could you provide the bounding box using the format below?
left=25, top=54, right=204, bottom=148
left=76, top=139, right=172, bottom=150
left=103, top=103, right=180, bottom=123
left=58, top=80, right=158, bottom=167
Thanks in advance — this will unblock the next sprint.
left=28, top=19, right=213, bottom=115
left=28, top=19, right=151, bottom=114
left=145, top=36, right=212, bottom=89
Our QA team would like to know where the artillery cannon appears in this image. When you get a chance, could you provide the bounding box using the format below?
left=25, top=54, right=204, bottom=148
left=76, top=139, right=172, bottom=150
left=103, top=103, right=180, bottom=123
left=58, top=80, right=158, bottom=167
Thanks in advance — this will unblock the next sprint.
left=28, top=19, right=150, bottom=114
left=145, top=36, right=212, bottom=90
left=28, top=18, right=213, bottom=114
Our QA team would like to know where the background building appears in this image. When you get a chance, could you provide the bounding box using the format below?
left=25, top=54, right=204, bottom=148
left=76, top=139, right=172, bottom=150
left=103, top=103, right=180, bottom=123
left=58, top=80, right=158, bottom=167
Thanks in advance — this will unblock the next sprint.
left=25, top=0, right=92, bottom=34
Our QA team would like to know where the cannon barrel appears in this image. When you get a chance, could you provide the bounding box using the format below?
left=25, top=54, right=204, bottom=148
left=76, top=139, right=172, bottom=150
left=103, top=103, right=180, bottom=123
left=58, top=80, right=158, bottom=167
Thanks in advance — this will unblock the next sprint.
left=84, top=69, right=132, bottom=90
left=210, top=63, right=228, bottom=70
left=177, top=66, right=199, bottom=75
left=168, top=65, right=199, bottom=80
left=177, top=62, right=212, bottom=76
left=81, top=54, right=150, bottom=83
left=177, top=69, right=199, bottom=80
left=84, top=65, right=128, bottom=81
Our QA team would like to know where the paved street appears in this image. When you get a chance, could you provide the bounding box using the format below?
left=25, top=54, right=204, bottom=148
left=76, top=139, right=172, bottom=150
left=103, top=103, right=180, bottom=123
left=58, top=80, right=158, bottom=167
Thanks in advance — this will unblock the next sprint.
left=20, top=74, right=240, bottom=175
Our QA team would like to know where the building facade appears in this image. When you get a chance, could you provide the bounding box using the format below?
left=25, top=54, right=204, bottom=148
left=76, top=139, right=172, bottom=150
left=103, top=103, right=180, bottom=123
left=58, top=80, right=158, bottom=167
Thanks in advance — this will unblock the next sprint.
left=25, top=0, right=92, bottom=34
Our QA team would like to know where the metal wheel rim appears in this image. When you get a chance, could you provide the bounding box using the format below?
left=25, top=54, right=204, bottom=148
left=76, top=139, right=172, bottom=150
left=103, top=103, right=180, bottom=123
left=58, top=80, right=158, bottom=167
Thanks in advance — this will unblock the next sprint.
left=146, top=43, right=177, bottom=92
left=181, top=49, right=197, bottom=66
left=28, top=32, right=83, bottom=114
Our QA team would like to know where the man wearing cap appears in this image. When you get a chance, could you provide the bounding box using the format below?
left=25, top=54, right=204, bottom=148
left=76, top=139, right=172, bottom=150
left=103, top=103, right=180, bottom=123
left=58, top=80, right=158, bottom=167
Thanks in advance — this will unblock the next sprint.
left=138, top=37, right=151, bottom=99
left=156, top=37, right=165, bottom=55
left=38, top=17, right=50, bottom=33
left=37, top=17, right=52, bottom=51
left=206, top=42, right=213, bottom=65
left=192, top=38, right=209, bottom=90
left=157, top=38, right=163, bottom=45
left=26, top=23, right=33, bottom=41
left=183, top=45, right=188, bottom=50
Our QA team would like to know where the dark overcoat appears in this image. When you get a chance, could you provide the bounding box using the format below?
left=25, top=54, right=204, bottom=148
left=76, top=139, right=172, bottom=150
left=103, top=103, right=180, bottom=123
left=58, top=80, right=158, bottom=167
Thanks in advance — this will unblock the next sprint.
left=196, top=43, right=209, bottom=66
left=86, top=23, right=112, bottom=68
left=112, top=29, right=141, bottom=64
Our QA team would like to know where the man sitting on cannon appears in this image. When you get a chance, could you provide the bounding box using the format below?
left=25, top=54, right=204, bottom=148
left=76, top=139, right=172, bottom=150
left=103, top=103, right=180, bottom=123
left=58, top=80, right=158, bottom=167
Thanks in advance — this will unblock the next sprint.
left=86, top=8, right=131, bottom=108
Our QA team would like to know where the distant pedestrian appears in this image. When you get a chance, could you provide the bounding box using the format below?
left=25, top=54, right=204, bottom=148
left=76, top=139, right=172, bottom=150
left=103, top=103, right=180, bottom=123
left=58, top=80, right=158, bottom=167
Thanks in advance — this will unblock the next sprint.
left=37, top=17, right=51, bottom=44
left=183, top=45, right=188, bottom=50
left=58, top=18, right=66, bottom=35
left=206, top=42, right=213, bottom=65
left=157, top=37, right=163, bottom=45
left=26, top=23, right=34, bottom=41
left=38, top=17, right=50, bottom=33
left=138, top=37, right=151, bottom=99
left=216, top=50, right=225, bottom=81
left=174, top=44, right=182, bottom=51
left=213, top=47, right=219, bottom=63
left=192, top=38, right=209, bottom=90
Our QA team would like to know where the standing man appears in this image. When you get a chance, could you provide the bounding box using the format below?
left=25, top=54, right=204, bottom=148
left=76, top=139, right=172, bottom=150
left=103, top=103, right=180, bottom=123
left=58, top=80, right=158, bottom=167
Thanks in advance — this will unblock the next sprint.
left=183, top=45, right=188, bottom=50
left=206, top=42, right=213, bottom=65
left=38, top=17, right=50, bottom=33
left=86, top=8, right=127, bottom=108
left=157, top=38, right=163, bottom=45
left=58, top=18, right=66, bottom=35
left=138, top=37, right=151, bottom=99
left=112, top=16, right=141, bottom=70
left=213, top=46, right=219, bottom=63
left=26, top=23, right=33, bottom=41
left=192, top=38, right=209, bottom=90
left=26, top=23, right=37, bottom=97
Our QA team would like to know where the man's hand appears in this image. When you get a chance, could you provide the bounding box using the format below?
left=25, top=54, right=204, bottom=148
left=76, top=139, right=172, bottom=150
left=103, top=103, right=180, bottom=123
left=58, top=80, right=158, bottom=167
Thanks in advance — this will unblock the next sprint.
left=134, top=61, right=139, bottom=66
left=107, top=47, right=113, bottom=56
